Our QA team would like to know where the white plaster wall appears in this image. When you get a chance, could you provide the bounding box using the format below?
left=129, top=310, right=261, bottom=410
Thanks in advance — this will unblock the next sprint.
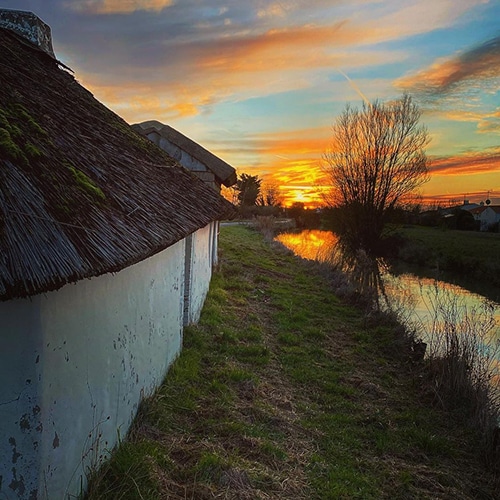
left=185, top=224, right=214, bottom=325
left=0, top=239, right=186, bottom=499
left=0, top=299, right=43, bottom=499
left=156, top=136, right=207, bottom=173
left=480, top=207, right=500, bottom=230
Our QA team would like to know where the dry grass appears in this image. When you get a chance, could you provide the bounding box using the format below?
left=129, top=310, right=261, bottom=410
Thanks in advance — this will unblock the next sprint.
left=413, top=286, right=500, bottom=461
left=86, top=225, right=500, bottom=499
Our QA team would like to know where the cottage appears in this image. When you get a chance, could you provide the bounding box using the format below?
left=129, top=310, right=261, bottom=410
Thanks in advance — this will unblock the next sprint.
left=133, top=121, right=237, bottom=193
left=0, top=10, right=235, bottom=499
left=133, top=121, right=238, bottom=323
left=469, top=205, right=500, bottom=231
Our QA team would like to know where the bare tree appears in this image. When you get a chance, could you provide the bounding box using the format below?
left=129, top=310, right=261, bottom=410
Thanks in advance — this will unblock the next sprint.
left=323, top=94, right=430, bottom=251
left=258, top=179, right=284, bottom=207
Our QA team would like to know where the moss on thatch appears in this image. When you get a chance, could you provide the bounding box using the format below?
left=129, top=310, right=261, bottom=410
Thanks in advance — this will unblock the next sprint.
left=66, top=163, right=106, bottom=201
left=0, top=127, right=28, bottom=166
left=0, top=27, right=236, bottom=301
left=0, top=103, right=48, bottom=167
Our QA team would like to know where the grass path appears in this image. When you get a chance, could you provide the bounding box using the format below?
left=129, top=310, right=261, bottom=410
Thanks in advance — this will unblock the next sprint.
left=87, top=225, right=499, bottom=499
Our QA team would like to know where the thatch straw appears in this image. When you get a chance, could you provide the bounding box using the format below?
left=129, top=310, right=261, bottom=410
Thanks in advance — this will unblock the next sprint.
left=0, top=28, right=236, bottom=301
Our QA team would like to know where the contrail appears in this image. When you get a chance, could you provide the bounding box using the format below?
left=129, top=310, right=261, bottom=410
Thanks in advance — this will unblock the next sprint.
left=337, top=69, right=371, bottom=106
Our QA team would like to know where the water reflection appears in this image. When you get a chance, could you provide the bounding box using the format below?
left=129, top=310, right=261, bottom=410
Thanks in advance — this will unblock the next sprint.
left=275, top=229, right=500, bottom=346
left=276, top=230, right=389, bottom=308
left=275, top=230, right=339, bottom=262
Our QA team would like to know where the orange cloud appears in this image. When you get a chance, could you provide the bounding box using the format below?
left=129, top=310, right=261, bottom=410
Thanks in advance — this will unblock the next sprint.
left=232, top=130, right=500, bottom=209
left=224, top=128, right=332, bottom=208
left=430, top=147, right=500, bottom=176
left=421, top=147, right=500, bottom=206
left=66, top=0, right=174, bottom=14
left=397, top=36, right=500, bottom=96
left=73, top=15, right=408, bottom=123
left=442, top=108, right=500, bottom=135
left=60, top=0, right=488, bottom=126
left=421, top=191, right=500, bottom=207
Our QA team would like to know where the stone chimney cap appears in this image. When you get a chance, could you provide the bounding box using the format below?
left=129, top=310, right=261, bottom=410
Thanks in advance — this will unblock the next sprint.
left=0, top=9, right=55, bottom=58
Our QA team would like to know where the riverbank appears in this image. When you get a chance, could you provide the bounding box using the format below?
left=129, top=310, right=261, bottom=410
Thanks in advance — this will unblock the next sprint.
left=86, top=225, right=499, bottom=499
left=395, top=225, right=500, bottom=293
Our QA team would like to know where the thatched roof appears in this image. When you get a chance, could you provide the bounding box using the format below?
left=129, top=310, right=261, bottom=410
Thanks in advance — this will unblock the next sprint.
left=0, top=26, right=236, bottom=301
left=134, top=121, right=237, bottom=188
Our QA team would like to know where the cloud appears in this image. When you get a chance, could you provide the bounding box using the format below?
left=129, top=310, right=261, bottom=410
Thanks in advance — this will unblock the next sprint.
left=429, top=147, right=500, bottom=176
left=65, top=0, right=174, bottom=14
left=234, top=131, right=500, bottom=208
left=51, top=0, right=487, bottom=123
left=477, top=109, right=500, bottom=135
left=70, top=17, right=405, bottom=123
left=397, top=36, right=500, bottom=98
left=421, top=192, right=500, bottom=206
left=218, top=127, right=332, bottom=207
left=372, top=0, right=486, bottom=40
left=256, top=2, right=288, bottom=19
left=216, top=128, right=331, bottom=158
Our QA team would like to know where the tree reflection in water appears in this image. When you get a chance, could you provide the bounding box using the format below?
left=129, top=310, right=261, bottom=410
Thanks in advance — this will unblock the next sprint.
left=275, top=229, right=392, bottom=311
left=276, top=229, right=499, bottom=333
left=275, top=229, right=500, bottom=393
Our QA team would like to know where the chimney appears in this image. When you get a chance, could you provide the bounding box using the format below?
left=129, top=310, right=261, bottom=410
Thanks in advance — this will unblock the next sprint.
left=0, top=9, right=55, bottom=58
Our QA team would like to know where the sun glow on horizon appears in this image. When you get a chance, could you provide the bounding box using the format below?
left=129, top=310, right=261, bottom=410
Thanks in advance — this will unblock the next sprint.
left=47, top=0, right=500, bottom=211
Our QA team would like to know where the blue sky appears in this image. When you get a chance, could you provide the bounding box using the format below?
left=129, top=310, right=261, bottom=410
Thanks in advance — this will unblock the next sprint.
left=1, top=0, right=499, bottom=206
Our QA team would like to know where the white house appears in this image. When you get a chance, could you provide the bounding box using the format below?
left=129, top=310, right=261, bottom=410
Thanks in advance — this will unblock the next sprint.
left=479, top=206, right=500, bottom=231
left=133, top=121, right=238, bottom=319
left=469, top=205, right=500, bottom=231
left=0, top=10, right=235, bottom=500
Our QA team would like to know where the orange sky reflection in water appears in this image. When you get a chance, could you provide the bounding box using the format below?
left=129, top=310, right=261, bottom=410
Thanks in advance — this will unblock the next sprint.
left=276, top=230, right=500, bottom=353
left=275, top=230, right=338, bottom=262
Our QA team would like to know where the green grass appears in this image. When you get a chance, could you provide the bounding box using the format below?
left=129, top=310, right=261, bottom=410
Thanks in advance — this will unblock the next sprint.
left=396, top=225, right=500, bottom=288
left=85, top=225, right=499, bottom=499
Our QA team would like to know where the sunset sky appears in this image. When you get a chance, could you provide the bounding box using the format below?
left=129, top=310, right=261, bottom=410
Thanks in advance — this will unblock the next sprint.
left=1, top=0, right=499, bottom=207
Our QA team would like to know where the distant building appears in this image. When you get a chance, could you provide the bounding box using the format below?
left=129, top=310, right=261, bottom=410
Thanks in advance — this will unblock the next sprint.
left=456, top=200, right=480, bottom=212
left=469, top=206, right=500, bottom=231
left=133, top=120, right=237, bottom=192
left=0, top=10, right=235, bottom=499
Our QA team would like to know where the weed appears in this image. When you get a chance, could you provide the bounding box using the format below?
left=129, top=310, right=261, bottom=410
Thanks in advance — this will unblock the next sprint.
left=193, top=451, right=228, bottom=483
left=415, top=285, right=500, bottom=456
left=252, top=215, right=277, bottom=241
left=85, top=225, right=500, bottom=499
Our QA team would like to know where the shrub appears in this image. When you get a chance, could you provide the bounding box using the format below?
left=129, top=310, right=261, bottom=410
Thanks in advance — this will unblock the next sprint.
left=252, top=215, right=276, bottom=241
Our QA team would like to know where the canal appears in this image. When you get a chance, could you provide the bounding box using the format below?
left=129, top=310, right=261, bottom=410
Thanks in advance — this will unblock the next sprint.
left=275, top=229, right=500, bottom=358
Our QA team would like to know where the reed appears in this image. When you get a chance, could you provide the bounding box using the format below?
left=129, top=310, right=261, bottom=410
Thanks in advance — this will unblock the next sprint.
left=415, top=285, right=500, bottom=460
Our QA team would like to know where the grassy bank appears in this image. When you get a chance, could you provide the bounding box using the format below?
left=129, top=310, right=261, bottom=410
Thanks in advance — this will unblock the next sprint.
left=86, top=225, right=499, bottom=499
left=396, top=225, right=500, bottom=289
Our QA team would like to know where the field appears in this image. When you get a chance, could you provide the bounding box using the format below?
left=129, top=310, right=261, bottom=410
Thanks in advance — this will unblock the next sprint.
left=396, top=225, right=500, bottom=289
left=86, top=225, right=499, bottom=499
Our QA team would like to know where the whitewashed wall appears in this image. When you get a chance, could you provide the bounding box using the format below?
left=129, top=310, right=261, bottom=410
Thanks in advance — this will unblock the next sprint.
left=480, top=207, right=500, bottom=231
left=155, top=135, right=204, bottom=172
left=184, top=223, right=216, bottom=325
left=0, top=226, right=215, bottom=499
